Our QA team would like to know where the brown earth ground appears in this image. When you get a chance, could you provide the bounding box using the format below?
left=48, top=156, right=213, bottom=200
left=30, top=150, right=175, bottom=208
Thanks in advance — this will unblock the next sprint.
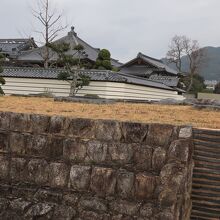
left=0, top=96, right=220, bottom=129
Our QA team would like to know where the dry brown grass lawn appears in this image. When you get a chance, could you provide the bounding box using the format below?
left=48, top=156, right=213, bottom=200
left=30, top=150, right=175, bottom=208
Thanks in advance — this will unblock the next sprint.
left=0, top=96, right=220, bottom=129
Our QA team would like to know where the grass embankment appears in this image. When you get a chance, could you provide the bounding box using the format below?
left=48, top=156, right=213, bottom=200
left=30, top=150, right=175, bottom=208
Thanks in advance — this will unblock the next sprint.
left=0, top=96, right=219, bottom=129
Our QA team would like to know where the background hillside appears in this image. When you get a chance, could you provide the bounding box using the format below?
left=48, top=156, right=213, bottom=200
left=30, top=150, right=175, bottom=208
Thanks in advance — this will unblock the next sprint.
left=162, top=47, right=220, bottom=81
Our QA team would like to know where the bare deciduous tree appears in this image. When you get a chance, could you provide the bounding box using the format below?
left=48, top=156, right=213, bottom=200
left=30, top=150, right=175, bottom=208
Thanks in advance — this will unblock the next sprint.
left=167, top=35, right=205, bottom=92
left=32, top=0, right=67, bottom=68
left=166, top=35, right=185, bottom=72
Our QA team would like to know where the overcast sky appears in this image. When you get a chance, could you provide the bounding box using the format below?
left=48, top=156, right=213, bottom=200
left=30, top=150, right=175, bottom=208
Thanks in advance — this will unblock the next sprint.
left=0, top=0, right=220, bottom=62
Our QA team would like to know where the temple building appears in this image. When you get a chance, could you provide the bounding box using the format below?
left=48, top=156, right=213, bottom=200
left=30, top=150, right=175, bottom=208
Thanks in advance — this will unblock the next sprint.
left=11, top=27, right=121, bottom=68
left=119, top=52, right=183, bottom=92
left=0, top=38, right=37, bottom=61
left=0, top=27, right=185, bottom=100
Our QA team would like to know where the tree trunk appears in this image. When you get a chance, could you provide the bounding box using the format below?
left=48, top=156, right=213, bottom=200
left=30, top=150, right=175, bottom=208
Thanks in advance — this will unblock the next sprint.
left=44, top=46, right=49, bottom=68
left=187, top=74, right=194, bottom=93
left=69, top=79, right=77, bottom=96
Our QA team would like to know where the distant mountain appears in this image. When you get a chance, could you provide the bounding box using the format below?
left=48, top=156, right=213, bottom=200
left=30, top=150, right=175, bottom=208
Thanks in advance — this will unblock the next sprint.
left=162, top=47, right=220, bottom=81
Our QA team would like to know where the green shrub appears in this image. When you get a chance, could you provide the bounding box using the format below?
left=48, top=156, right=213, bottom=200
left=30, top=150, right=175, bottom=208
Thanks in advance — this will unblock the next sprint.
left=98, top=49, right=111, bottom=60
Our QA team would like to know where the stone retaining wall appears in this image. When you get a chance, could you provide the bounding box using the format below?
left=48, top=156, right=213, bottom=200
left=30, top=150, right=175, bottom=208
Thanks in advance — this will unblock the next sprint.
left=0, top=112, right=194, bottom=219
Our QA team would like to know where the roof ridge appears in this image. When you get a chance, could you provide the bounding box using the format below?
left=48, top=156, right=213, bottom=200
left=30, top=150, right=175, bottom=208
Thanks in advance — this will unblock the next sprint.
left=138, top=52, right=162, bottom=63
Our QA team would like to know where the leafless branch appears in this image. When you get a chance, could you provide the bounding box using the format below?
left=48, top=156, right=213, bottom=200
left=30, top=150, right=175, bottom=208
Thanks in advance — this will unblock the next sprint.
left=31, top=0, right=67, bottom=68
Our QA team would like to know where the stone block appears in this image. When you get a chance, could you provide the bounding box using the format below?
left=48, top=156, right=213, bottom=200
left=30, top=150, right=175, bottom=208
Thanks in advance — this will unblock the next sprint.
left=26, top=135, right=49, bottom=157
left=116, top=169, right=134, bottom=198
left=9, top=132, right=26, bottom=155
left=160, top=162, right=185, bottom=186
left=155, top=210, right=174, bottom=220
left=10, top=158, right=27, bottom=182
left=0, top=112, right=10, bottom=130
left=152, top=147, right=167, bottom=171
left=47, top=136, right=64, bottom=159
left=0, top=155, right=9, bottom=180
left=62, top=193, right=80, bottom=206
left=63, top=139, right=87, bottom=162
left=10, top=113, right=30, bottom=132
left=79, top=196, right=107, bottom=213
left=168, top=140, right=191, bottom=163
left=109, top=143, right=134, bottom=164
left=52, top=205, right=76, bottom=220
left=67, top=118, right=96, bottom=138
left=121, top=121, right=148, bottom=143
left=135, top=173, right=156, bottom=200
left=49, top=116, right=68, bottom=134
left=27, top=159, right=49, bottom=185
left=0, top=198, right=9, bottom=212
left=134, top=145, right=152, bottom=171
left=90, top=167, right=116, bottom=197
left=85, top=140, right=108, bottom=163
left=0, top=131, right=9, bottom=153
left=179, top=127, right=192, bottom=139
left=0, top=211, right=21, bottom=220
left=69, top=165, right=91, bottom=191
left=34, top=189, right=63, bottom=203
left=159, top=188, right=177, bottom=207
left=95, top=120, right=122, bottom=141
left=9, top=198, right=31, bottom=213
left=146, top=124, right=174, bottom=147
left=49, top=162, right=69, bottom=188
left=80, top=211, right=110, bottom=220
left=25, top=203, right=54, bottom=219
left=140, top=203, right=154, bottom=218
left=29, top=114, right=50, bottom=134
left=10, top=185, right=36, bottom=200
left=110, top=200, right=140, bottom=216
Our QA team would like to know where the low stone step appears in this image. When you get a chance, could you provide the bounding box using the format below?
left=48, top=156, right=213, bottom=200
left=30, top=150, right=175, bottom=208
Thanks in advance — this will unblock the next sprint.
left=191, top=209, right=220, bottom=218
left=193, top=205, right=220, bottom=216
left=193, top=129, right=220, bottom=136
left=192, top=195, right=220, bottom=205
left=195, top=145, right=220, bottom=155
left=193, top=184, right=220, bottom=193
left=194, top=150, right=220, bottom=160
left=194, top=140, right=220, bottom=150
left=192, top=201, right=220, bottom=210
left=194, top=167, right=220, bottom=175
left=194, top=134, right=220, bottom=144
left=192, top=189, right=220, bottom=198
left=195, top=163, right=220, bottom=171
left=193, top=180, right=220, bottom=188
left=190, top=216, right=210, bottom=220
left=193, top=155, right=220, bottom=164
left=193, top=173, right=220, bottom=182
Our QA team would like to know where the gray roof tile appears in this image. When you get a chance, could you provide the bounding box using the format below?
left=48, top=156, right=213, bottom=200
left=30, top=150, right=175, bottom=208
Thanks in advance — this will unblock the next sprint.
left=0, top=39, right=37, bottom=57
left=1, top=67, right=174, bottom=91
left=120, top=52, right=179, bottom=75
left=149, top=74, right=179, bottom=87
left=17, top=28, right=122, bottom=67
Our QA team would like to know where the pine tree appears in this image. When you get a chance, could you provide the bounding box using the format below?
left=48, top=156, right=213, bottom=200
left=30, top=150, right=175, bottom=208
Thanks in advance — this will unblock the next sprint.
left=0, top=54, right=5, bottom=95
left=95, top=49, right=113, bottom=70
left=48, top=42, right=90, bottom=96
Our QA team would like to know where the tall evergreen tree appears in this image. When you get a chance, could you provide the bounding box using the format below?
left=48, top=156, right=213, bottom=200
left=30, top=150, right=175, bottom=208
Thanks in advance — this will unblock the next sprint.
left=0, top=54, right=5, bottom=95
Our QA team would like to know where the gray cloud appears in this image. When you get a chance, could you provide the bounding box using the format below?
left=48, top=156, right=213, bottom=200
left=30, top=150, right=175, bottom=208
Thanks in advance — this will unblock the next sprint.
left=0, top=0, right=219, bottom=62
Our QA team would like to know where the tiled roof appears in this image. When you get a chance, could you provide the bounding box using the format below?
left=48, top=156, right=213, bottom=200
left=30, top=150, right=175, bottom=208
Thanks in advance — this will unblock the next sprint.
left=0, top=39, right=37, bottom=57
left=149, top=74, right=179, bottom=87
left=1, top=67, right=174, bottom=91
left=17, top=27, right=122, bottom=67
left=120, top=52, right=179, bottom=75
left=138, top=53, right=178, bottom=75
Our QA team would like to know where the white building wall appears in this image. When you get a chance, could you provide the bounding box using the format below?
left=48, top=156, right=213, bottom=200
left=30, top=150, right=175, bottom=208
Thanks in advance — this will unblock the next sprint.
left=2, top=77, right=184, bottom=101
